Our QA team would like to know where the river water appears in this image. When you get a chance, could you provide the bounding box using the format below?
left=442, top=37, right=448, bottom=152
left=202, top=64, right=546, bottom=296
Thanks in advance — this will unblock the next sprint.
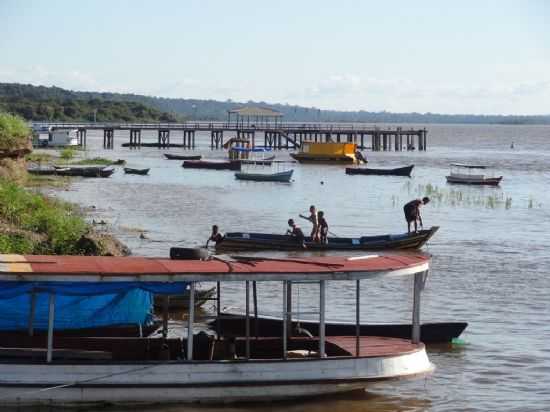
left=45, top=123, right=550, bottom=412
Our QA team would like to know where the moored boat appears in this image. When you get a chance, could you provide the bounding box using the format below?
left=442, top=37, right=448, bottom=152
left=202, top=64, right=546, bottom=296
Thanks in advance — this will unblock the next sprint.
left=153, top=286, right=216, bottom=310
left=209, top=312, right=467, bottom=344
left=290, top=141, right=363, bottom=164
left=0, top=253, right=434, bottom=405
left=346, top=165, right=414, bottom=177
left=123, top=167, right=150, bottom=175
left=445, top=163, right=503, bottom=186
left=182, top=159, right=241, bottom=170
left=164, top=153, right=202, bottom=160
left=216, top=226, right=439, bottom=251
left=28, top=166, right=115, bottom=178
left=235, top=169, right=294, bottom=182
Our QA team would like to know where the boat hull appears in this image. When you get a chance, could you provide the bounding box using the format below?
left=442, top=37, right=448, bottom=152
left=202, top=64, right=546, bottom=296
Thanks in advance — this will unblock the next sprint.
left=445, top=175, right=502, bottom=186
left=164, top=154, right=202, bottom=160
left=182, top=160, right=241, bottom=170
left=216, top=226, right=439, bottom=251
left=0, top=342, right=433, bottom=405
left=123, top=168, right=150, bottom=175
left=209, top=314, right=467, bottom=344
left=290, top=153, right=357, bottom=164
left=235, top=169, right=293, bottom=182
left=346, top=165, right=414, bottom=177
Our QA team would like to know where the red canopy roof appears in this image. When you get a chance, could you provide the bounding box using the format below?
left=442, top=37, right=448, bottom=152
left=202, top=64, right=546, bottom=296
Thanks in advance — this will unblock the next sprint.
left=0, top=254, right=430, bottom=282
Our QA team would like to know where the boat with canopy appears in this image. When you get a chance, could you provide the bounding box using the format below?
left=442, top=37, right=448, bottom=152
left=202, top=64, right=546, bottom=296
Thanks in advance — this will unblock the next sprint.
left=232, top=147, right=294, bottom=183
left=0, top=253, right=433, bottom=405
left=445, top=163, right=502, bottom=186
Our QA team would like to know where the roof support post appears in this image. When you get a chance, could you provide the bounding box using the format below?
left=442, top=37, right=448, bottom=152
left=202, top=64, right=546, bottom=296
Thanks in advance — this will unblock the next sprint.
left=319, top=280, right=326, bottom=357
left=355, top=279, right=360, bottom=357
left=245, top=281, right=250, bottom=359
left=282, top=281, right=288, bottom=359
left=286, top=281, right=292, bottom=338
left=28, top=289, right=36, bottom=337
left=187, top=282, right=195, bottom=360
left=215, top=281, right=221, bottom=337
left=161, top=296, right=169, bottom=339
left=412, top=270, right=427, bottom=344
left=253, top=281, right=259, bottom=339
left=46, top=293, right=55, bottom=363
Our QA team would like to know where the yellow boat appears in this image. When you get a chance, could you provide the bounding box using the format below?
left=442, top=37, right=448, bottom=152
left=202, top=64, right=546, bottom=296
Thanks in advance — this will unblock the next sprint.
left=290, top=141, right=362, bottom=164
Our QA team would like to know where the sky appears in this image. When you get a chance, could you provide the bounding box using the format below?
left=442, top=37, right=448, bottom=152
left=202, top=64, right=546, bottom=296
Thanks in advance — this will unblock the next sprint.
left=1, top=0, right=549, bottom=115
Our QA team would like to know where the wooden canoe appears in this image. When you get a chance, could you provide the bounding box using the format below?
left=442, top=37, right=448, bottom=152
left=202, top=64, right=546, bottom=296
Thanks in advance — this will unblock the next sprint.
left=346, top=165, right=414, bottom=177
left=446, top=175, right=503, bottom=186
left=235, top=169, right=293, bottom=182
left=164, top=154, right=202, bottom=160
left=182, top=160, right=241, bottom=170
left=216, top=226, right=439, bottom=252
left=123, top=167, right=150, bottom=175
left=208, top=313, right=467, bottom=344
left=153, top=287, right=216, bottom=310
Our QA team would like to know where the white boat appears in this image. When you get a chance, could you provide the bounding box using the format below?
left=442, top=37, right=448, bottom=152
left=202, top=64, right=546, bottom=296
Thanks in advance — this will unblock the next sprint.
left=445, top=163, right=503, bottom=186
left=233, top=146, right=294, bottom=183
left=0, top=253, right=433, bottom=405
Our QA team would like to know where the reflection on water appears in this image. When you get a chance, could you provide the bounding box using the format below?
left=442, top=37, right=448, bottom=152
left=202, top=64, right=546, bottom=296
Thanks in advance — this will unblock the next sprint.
left=42, top=124, right=550, bottom=411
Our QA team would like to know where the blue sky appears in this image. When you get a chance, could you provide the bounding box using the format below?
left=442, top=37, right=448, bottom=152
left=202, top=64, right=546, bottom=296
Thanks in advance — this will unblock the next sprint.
left=1, top=0, right=549, bottom=114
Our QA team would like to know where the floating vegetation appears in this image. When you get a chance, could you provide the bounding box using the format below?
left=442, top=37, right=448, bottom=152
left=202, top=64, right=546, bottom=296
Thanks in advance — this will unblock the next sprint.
left=399, top=182, right=525, bottom=210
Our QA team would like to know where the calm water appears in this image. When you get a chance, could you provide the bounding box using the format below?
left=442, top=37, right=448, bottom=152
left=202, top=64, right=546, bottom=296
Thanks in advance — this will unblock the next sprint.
left=44, top=123, right=550, bottom=412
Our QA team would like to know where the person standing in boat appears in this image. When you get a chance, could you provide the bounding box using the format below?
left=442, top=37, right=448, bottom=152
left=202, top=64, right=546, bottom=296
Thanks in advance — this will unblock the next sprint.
left=286, top=219, right=306, bottom=248
left=403, top=197, right=430, bottom=233
left=318, top=211, right=329, bottom=244
left=299, top=205, right=320, bottom=242
left=206, top=225, right=224, bottom=247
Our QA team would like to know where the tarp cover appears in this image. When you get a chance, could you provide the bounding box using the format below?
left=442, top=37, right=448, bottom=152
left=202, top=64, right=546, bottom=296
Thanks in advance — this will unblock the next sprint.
left=0, top=281, right=188, bottom=331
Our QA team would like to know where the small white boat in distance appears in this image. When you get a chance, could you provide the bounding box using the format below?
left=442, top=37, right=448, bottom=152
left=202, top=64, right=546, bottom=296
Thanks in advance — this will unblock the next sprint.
left=446, top=163, right=503, bottom=186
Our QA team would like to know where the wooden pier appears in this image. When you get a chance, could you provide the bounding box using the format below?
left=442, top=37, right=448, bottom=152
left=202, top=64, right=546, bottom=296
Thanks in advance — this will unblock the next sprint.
left=37, top=122, right=428, bottom=152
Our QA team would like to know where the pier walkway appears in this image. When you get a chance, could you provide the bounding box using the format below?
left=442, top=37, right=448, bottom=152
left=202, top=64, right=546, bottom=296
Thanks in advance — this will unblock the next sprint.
left=34, top=122, right=428, bottom=151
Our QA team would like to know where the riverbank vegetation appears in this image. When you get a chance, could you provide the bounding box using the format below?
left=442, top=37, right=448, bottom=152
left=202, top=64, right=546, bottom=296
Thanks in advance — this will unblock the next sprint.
left=0, top=111, right=129, bottom=255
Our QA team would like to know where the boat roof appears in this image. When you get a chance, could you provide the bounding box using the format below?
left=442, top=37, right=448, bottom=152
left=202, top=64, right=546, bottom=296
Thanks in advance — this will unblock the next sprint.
left=450, top=163, right=488, bottom=169
left=0, top=254, right=429, bottom=282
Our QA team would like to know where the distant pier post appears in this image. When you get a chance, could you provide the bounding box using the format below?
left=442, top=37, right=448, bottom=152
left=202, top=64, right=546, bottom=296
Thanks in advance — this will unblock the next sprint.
left=77, top=128, right=87, bottom=147
left=103, top=128, right=114, bottom=149
left=158, top=129, right=170, bottom=148
left=129, top=129, right=141, bottom=149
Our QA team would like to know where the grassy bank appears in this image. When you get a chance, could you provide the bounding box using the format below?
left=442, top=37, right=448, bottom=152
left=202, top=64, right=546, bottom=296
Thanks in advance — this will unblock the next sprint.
left=0, top=177, right=87, bottom=254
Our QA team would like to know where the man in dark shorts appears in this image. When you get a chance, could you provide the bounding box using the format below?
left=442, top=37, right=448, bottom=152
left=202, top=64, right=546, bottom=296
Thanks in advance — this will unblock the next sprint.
left=318, top=211, right=329, bottom=244
left=286, top=219, right=306, bottom=248
left=206, top=225, right=224, bottom=247
left=404, top=197, right=430, bottom=233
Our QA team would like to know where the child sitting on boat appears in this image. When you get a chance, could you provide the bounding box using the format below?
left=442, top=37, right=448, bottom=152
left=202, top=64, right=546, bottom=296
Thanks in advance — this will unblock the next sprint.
left=286, top=219, right=306, bottom=248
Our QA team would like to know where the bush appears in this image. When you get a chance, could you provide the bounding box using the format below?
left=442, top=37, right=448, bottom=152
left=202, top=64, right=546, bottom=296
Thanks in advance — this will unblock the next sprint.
left=0, top=112, right=30, bottom=149
left=0, top=178, right=88, bottom=254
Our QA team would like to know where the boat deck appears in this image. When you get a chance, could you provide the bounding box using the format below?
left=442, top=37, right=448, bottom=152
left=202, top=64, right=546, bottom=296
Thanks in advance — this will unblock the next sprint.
left=324, top=336, right=422, bottom=357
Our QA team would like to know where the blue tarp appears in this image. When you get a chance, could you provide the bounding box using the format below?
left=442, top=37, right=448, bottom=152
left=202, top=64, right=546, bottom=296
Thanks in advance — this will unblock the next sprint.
left=0, top=281, right=189, bottom=331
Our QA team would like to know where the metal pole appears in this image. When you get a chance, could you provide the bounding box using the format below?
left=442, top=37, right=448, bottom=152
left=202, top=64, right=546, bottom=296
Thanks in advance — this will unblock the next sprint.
left=319, top=280, right=326, bottom=357
left=187, top=282, right=195, bottom=360
left=355, top=279, right=360, bottom=357
left=216, top=281, right=221, bottom=337
left=28, top=290, right=36, bottom=337
left=286, top=281, right=292, bottom=338
left=46, top=293, right=55, bottom=363
left=282, top=281, right=287, bottom=359
left=162, top=296, right=169, bottom=339
left=412, top=271, right=424, bottom=344
left=253, top=281, right=258, bottom=338
left=245, top=281, right=250, bottom=359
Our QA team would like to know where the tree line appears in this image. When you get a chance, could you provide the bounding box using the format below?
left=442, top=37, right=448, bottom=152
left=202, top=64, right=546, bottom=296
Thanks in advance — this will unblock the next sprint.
left=1, top=82, right=549, bottom=124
